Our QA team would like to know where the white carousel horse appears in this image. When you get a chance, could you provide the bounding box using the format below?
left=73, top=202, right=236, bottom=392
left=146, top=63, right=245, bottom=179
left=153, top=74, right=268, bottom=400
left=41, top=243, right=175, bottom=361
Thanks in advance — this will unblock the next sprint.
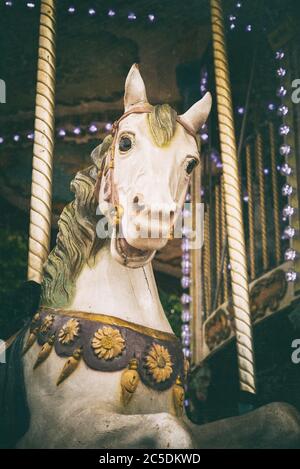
left=18, top=65, right=300, bottom=449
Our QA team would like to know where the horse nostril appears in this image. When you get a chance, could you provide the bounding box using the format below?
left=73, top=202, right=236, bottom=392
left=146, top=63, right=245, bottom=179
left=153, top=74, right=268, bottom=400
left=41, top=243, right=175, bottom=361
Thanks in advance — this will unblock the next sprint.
left=133, top=196, right=139, bottom=204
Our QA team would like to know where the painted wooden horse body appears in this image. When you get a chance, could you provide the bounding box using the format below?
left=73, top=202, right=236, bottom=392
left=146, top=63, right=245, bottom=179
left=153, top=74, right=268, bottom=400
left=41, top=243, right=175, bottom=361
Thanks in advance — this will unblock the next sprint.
left=18, top=65, right=300, bottom=448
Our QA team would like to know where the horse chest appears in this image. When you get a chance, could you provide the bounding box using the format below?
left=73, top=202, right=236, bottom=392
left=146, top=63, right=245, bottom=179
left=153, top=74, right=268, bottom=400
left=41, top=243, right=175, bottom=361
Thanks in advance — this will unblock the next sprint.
left=20, top=342, right=175, bottom=448
left=20, top=307, right=185, bottom=447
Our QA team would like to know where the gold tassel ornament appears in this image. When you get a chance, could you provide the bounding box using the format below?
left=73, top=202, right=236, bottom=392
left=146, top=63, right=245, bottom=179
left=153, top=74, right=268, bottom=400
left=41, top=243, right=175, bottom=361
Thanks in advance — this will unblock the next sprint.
left=121, top=358, right=140, bottom=406
left=33, top=334, right=55, bottom=369
left=23, top=326, right=39, bottom=355
left=56, top=347, right=83, bottom=386
left=22, top=312, right=41, bottom=355
left=172, top=375, right=185, bottom=417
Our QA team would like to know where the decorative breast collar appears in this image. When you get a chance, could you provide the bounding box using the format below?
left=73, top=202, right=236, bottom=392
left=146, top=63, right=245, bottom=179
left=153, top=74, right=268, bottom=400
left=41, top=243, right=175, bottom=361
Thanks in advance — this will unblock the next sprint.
left=23, top=308, right=187, bottom=415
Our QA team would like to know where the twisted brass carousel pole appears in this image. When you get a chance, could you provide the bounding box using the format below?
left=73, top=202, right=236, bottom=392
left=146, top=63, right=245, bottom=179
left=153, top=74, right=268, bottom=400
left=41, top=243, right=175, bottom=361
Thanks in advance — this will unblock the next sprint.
left=27, top=0, right=57, bottom=283
left=246, top=143, right=256, bottom=280
left=269, top=122, right=281, bottom=265
left=256, top=132, right=268, bottom=271
left=190, top=165, right=203, bottom=364
left=215, top=184, right=221, bottom=299
left=210, top=0, right=256, bottom=394
left=203, top=208, right=212, bottom=316
left=221, top=177, right=229, bottom=302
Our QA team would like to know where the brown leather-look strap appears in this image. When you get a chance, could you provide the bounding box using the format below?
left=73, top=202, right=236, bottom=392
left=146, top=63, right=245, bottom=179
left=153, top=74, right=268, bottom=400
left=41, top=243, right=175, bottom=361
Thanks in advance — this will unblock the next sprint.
left=93, top=154, right=106, bottom=203
left=111, top=103, right=154, bottom=134
left=112, top=104, right=198, bottom=141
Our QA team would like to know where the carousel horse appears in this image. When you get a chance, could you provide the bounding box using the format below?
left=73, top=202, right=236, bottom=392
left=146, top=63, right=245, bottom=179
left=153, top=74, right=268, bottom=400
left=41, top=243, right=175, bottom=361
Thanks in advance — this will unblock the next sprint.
left=8, top=65, right=300, bottom=448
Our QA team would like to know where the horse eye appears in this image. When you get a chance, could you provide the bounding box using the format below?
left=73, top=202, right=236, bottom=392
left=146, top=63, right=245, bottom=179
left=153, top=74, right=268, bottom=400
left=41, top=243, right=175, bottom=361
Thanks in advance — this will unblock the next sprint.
left=119, top=136, right=132, bottom=152
left=186, top=158, right=198, bottom=175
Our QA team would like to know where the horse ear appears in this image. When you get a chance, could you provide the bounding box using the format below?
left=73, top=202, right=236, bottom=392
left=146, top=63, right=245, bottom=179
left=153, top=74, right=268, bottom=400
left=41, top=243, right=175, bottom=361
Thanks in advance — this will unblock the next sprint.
left=124, top=64, right=148, bottom=112
left=179, top=92, right=212, bottom=133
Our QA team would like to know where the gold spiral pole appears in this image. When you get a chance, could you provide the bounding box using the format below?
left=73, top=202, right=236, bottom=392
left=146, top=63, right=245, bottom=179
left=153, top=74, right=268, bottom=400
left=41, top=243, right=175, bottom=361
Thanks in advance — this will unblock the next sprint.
left=210, top=0, right=256, bottom=394
left=203, top=208, right=212, bottom=316
left=190, top=165, right=203, bottom=364
left=27, top=0, right=57, bottom=283
left=255, top=132, right=268, bottom=271
left=221, top=176, right=229, bottom=303
left=215, top=184, right=221, bottom=290
left=269, top=122, right=281, bottom=265
left=202, top=254, right=208, bottom=319
left=245, top=144, right=256, bottom=280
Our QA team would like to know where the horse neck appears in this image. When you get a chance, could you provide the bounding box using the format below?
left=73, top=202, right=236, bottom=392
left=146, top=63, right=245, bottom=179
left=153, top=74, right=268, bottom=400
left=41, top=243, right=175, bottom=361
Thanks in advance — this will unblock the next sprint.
left=67, top=241, right=173, bottom=333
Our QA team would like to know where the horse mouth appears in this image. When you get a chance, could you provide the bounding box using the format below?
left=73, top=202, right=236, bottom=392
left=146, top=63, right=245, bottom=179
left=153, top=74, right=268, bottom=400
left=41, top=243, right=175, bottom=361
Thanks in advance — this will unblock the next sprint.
left=110, top=228, right=156, bottom=268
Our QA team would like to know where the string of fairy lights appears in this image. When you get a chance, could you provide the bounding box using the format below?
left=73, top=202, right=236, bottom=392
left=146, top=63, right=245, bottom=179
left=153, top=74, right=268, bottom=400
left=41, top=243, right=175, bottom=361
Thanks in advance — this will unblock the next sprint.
left=180, top=189, right=192, bottom=408
left=0, top=122, right=114, bottom=146
left=0, top=1, right=247, bottom=151
left=274, top=49, right=298, bottom=283
left=0, top=0, right=157, bottom=146
left=2, top=0, right=156, bottom=22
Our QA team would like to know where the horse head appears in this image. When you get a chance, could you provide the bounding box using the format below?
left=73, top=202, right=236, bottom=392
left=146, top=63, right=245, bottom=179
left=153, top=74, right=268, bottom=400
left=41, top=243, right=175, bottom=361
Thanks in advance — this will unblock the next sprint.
left=93, top=64, right=212, bottom=268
